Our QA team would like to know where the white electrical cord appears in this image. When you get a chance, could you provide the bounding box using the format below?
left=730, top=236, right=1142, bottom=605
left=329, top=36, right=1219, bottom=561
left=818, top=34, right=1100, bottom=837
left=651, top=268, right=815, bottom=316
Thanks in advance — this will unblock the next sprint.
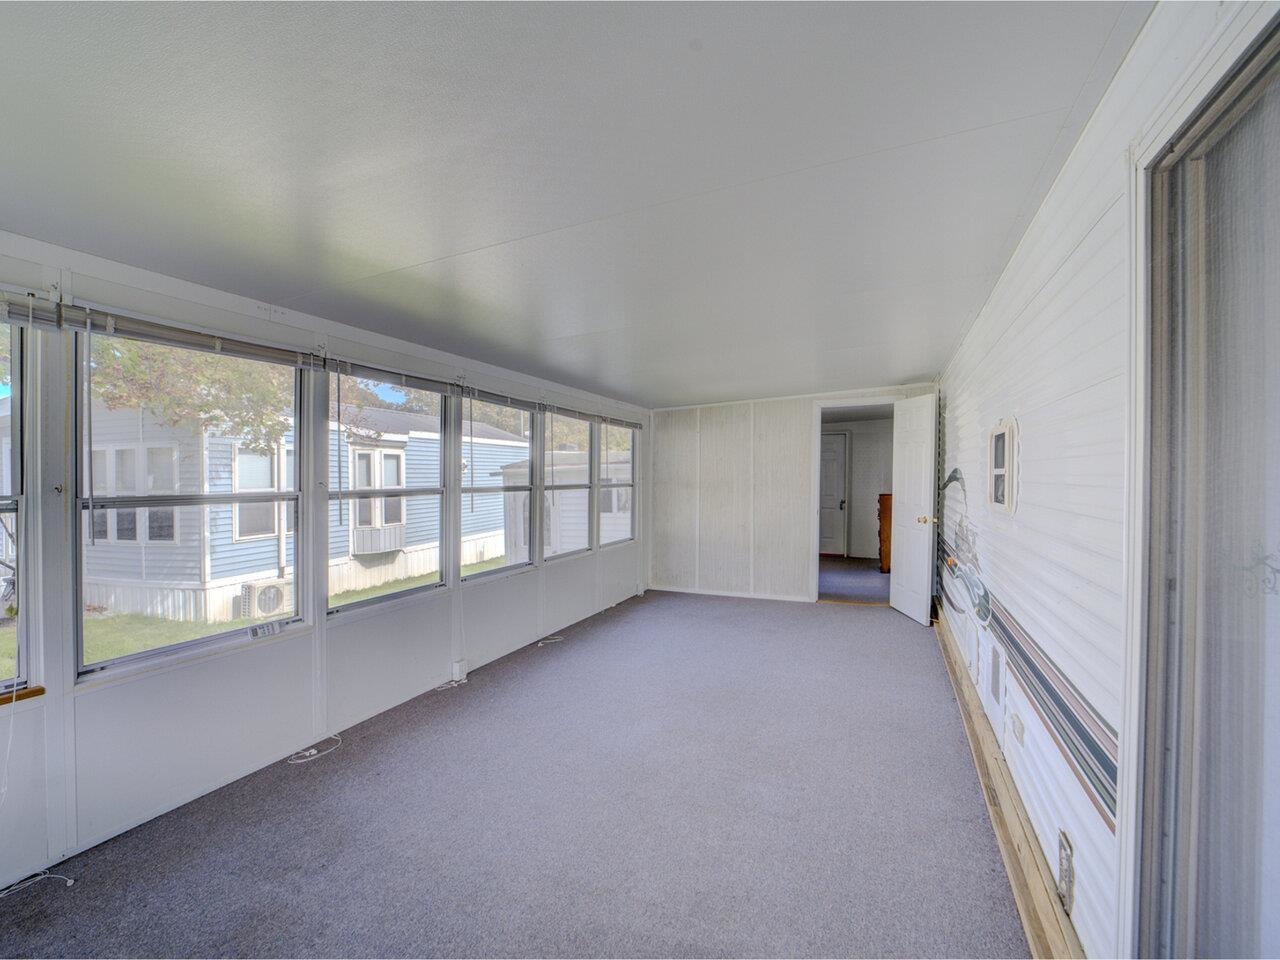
left=536, top=635, right=565, bottom=647
left=0, top=871, right=74, bottom=898
left=434, top=677, right=467, bottom=691
left=286, top=734, right=341, bottom=765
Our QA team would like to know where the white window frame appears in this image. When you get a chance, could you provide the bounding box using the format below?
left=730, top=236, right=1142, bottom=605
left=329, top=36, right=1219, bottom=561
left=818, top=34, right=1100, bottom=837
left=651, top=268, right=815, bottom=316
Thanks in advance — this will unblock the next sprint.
left=988, top=418, right=1017, bottom=513
left=543, top=410, right=593, bottom=561
left=460, top=395, right=533, bottom=580
left=0, top=321, right=25, bottom=693
left=76, top=330, right=303, bottom=675
left=597, top=423, right=637, bottom=547
left=327, top=371, right=446, bottom=614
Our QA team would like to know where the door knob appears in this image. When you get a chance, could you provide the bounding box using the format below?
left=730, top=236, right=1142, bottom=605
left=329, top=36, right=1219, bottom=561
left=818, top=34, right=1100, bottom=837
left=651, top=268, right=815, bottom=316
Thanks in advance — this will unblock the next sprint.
left=839, top=499, right=846, bottom=511
left=917, top=515, right=936, bottom=524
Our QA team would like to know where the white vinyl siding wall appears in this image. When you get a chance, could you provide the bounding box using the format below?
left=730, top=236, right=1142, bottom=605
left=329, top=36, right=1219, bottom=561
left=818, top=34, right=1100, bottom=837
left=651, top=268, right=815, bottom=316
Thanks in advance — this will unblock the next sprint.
left=935, top=5, right=1279, bottom=955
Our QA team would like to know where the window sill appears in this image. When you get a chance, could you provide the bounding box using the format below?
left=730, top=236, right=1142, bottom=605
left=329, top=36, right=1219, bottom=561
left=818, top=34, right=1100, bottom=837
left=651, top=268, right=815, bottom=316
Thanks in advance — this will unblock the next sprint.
left=1, top=684, right=45, bottom=703
left=460, top=561, right=534, bottom=586
left=544, top=546, right=593, bottom=563
left=74, top=618, right=311, bottom=692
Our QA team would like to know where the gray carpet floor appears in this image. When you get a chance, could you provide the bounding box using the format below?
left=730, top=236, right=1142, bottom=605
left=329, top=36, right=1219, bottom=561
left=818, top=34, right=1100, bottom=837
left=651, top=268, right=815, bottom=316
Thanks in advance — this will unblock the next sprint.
left=0, top=592, right=1026, bottom=959
left=818, top=556, right=891, bottom=604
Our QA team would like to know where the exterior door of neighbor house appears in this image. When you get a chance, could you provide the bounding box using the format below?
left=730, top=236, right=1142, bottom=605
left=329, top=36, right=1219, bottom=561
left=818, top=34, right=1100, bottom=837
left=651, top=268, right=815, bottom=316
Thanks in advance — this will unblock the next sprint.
left=819, top=433, right=848, bottom=556
left=889, top=392, right=937, bottom=625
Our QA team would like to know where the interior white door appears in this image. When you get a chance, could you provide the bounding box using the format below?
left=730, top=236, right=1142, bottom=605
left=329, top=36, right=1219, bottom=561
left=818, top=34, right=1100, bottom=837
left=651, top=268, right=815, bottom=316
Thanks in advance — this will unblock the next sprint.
left=818, top=433, right=847, bottom=555
left=890, top=393, right=937, bottom=625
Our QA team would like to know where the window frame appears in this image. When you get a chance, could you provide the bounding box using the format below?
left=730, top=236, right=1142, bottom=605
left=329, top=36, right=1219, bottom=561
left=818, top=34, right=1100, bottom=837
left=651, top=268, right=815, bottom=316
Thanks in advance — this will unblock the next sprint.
left=75, top=332, right=305, bottom=676
left=327, top=373, right=446, bottom=614
left=460, top=395, right=534, bottom=580
left=597, top=422, right=637, bottom=547
left=542, top=410, right=593, bottom=562
left=0, top=320, right=26, bottom=693
left=987, top=418, right=1017, bottom=513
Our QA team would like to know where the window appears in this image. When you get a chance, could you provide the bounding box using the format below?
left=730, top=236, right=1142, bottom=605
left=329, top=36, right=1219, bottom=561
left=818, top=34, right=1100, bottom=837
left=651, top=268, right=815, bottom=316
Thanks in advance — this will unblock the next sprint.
left=598, top=422, right=636, bottom=545
left=988, top=419, right=1016, bottom=512
left=79, top=333, right=301, bottom=671
left=0, top=319, right=23, bottom=690
left=234, top=445, right=277, bottom=540
left=328, top=372, right=444, bottom=610
left=86, top=444, right=176, bottom=542
left=461, top=396, right=531, bottom=577
left=543, top=411, right=591, bottom=558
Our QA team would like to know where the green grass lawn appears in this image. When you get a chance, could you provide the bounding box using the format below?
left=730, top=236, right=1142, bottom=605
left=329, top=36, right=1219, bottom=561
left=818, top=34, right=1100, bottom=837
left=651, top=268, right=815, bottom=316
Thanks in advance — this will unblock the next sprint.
left=0, top=619, right=16, bottom=682
left=328, top=571, right=441, bottom=608
left=82, top=613, right=262, bottom=667
left=461, top=555, right=517, bottom=578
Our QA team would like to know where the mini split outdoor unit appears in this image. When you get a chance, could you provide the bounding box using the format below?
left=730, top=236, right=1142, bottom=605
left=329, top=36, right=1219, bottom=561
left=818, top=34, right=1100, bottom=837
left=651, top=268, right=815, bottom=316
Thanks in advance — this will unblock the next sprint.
left=237, top=579, right=293, bottom=619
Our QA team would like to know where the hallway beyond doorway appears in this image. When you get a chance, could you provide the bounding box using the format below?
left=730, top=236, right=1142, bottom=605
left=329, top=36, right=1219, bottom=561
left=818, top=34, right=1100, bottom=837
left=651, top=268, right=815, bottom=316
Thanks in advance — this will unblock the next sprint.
left=818, top=556, right=890, bottom=604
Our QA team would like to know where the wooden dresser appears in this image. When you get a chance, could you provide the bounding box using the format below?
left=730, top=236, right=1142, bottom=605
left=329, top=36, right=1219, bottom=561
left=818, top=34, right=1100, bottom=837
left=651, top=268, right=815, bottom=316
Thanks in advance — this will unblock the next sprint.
left=878, top=494, right=892, bottom=574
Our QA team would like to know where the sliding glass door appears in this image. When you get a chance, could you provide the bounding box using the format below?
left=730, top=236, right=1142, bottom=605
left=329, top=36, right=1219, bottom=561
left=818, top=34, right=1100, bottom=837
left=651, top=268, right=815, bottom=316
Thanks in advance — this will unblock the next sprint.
left=1142, top=27, right=1280, bottom=958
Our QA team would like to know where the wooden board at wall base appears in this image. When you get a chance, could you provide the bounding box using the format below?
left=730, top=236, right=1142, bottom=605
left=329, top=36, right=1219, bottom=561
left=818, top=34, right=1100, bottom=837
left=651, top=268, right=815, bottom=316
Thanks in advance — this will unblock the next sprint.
left=934, top=613, right=1085, bottom=960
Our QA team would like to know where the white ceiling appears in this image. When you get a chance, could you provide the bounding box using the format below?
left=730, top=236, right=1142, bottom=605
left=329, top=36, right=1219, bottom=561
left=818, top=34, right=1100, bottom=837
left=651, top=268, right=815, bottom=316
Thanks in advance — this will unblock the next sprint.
left=0, top=2, right=1149, bottom=408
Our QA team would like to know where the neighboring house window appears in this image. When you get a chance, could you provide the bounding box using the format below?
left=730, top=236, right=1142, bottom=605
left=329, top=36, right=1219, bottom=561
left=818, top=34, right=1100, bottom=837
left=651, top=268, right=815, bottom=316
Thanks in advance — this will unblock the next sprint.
left=348, top=446, right=404, bottom=528
left=543, top=411, right=591, bottom=559
left=382, top=451, right=404, bottom=525
left=598, top=422, right=636, bottom=546
left=989, top=419, right=1017, bottom=512
left=87, top=444, right=177, bottom=542
left=234, top=445, right=277, bottom=540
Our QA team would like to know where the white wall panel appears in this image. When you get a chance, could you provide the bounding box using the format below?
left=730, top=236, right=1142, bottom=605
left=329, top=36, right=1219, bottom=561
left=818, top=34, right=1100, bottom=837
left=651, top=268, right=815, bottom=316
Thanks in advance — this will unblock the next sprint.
left=73, top=632, right=314, bottom=846
left=460, top=569, right=542, bottom=672
left=650, top=408, right=699, bottom=589
left=326, top=590, right=453, bottom=731
left=751, top=398, right=814, bottom=600
left=542, top=551, right=599, bottom=636
left=697, top=403, right=753, bottom=593
left=0, top=702, right=49, bottom=888
left=600, top=541, right=643, bottom=609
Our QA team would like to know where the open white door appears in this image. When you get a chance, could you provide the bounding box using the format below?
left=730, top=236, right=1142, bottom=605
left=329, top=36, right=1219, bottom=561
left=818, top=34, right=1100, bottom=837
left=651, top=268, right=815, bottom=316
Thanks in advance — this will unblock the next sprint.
left=818, top=433, right=847, bottom=555
left=889, top=392, right=937, bottom=625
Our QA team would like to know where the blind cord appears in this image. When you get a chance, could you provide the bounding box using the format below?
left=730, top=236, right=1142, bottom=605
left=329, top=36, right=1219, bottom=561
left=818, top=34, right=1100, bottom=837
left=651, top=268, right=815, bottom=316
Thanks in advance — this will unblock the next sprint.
left=0, top=870, right=74, bottom=898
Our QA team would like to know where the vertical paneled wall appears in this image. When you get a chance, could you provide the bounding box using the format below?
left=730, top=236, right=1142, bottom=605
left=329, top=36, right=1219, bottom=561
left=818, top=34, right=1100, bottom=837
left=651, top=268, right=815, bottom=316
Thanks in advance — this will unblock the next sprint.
left=650, top=396, right=813, bottom=601
left=696, top=404, right=752, bottom=593
left=650, top=408, right=699, bottom=589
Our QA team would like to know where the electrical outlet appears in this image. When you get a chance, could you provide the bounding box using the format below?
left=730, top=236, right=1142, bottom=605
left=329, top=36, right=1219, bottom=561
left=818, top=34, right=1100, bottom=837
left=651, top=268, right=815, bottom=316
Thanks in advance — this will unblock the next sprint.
left=1057, top=830, right=1074, bottom=914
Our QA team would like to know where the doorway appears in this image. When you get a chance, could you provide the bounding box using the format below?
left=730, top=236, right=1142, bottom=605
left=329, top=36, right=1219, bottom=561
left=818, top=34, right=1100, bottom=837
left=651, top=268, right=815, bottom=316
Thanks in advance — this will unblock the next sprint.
left=818, top=403, right=893, bottom=604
